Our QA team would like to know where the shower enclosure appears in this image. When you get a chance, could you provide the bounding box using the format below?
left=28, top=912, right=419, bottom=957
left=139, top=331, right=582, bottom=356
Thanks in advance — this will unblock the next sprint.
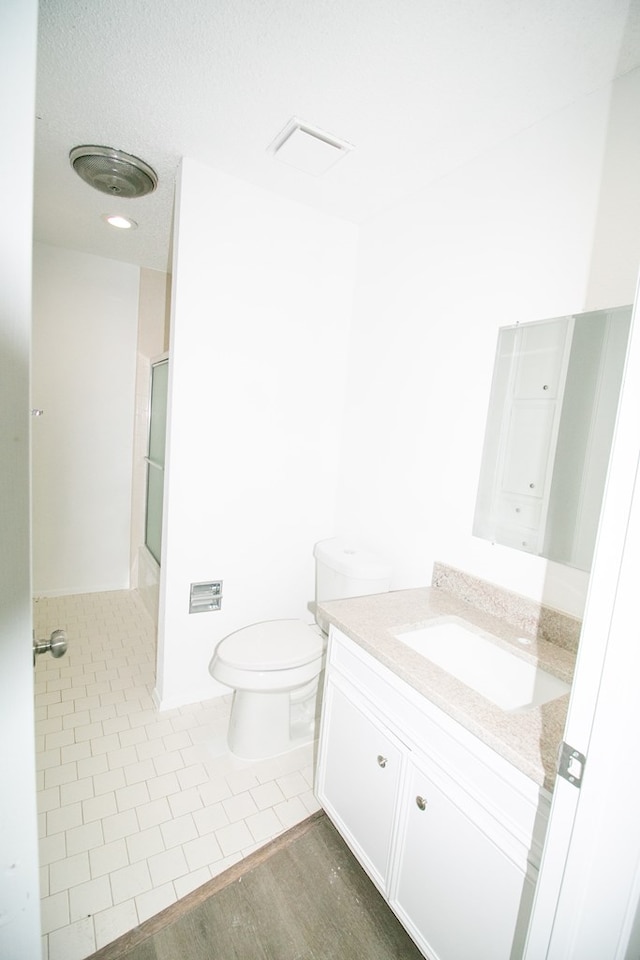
left=145, top=358, right=168, bottom=565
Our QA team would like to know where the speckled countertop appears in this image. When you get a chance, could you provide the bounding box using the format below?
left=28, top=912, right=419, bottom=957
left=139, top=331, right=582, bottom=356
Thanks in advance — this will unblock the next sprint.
left=317, top=586, right=575, bottom=792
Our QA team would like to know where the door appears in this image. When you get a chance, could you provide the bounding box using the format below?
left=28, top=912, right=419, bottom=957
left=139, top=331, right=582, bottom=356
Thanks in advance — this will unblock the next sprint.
left=317, top=679, right=404, bottom=893
left=0, top=2, right=42, bottom=958
left=524, top=277, right=640, bottom=958
left=393, top=755, right=534, bottom=960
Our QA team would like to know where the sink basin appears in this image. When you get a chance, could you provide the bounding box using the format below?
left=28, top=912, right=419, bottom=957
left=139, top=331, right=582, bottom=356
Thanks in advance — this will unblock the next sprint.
left=394, top=617, right=570, bottom=712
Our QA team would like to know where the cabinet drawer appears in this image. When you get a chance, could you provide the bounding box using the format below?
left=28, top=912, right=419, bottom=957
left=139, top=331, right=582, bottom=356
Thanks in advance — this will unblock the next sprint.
left=493, top=494, right=543, bottom=553
left=494, top=493, right=542, bottom=531
left=493, top=521, right=541, bottom=554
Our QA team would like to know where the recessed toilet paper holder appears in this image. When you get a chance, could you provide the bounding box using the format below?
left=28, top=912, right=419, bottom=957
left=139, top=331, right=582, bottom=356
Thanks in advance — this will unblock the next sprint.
left=189, top=580, right=223, bottom=614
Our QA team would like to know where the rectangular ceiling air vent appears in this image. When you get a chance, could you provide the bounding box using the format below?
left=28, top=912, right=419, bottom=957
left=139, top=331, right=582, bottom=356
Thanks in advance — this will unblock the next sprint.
left=267, top=118, right=352, bottom=176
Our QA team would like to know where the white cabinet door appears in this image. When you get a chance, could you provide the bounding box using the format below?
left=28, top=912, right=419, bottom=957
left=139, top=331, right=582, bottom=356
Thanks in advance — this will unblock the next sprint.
left=392, top=758, right=535, bottom=960
left=513, top=318, right=571, bottom=399
left=500, top=401, right=557, bottom=498
left=317, top=679, right=404, bottom=893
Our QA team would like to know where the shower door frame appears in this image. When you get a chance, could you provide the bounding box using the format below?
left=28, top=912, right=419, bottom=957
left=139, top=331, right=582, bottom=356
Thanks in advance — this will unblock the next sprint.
left=144, top=354, right=169, bottom=566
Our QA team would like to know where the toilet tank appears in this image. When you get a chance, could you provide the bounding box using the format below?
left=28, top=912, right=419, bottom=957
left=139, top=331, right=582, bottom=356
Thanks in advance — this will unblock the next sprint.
left=313, top=538, right=392, bottom=630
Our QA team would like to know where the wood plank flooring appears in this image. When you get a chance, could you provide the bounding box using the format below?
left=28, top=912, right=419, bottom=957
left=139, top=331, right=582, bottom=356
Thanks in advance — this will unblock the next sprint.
left=88, top=811, right=423, bottom=960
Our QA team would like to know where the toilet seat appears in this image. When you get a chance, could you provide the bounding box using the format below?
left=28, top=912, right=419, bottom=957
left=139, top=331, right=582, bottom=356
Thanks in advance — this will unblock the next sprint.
left=215, top=619, right=324, bottom=671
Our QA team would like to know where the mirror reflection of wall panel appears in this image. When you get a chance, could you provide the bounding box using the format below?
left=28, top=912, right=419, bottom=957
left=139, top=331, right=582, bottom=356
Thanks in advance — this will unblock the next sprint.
left=474, top=306, right=631, bottom=571
left=545, top=310, right=631, bottom=569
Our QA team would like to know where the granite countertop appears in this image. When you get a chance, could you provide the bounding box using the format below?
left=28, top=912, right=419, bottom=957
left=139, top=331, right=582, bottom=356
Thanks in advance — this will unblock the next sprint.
left=317, top=586, right=575, bottom=792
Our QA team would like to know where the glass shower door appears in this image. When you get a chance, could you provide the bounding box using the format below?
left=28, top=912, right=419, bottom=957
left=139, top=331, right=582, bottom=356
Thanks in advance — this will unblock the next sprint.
left=145, top=359, right=168, bottom=565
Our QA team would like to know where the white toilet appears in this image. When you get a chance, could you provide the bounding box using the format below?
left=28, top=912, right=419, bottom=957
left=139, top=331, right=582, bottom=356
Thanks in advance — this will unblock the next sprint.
left=209, top=537, right=392, bottom=760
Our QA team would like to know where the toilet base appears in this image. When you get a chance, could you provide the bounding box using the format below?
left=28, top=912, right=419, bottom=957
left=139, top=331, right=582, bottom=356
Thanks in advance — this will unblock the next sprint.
left=227, top=687, right=319, bottom=761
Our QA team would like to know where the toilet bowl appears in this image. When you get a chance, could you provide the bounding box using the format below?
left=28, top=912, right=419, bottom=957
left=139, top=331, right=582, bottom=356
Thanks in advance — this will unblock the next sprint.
left=211, top=619, right=325, bottom=760
left=209, top=538, right=392, bottom=761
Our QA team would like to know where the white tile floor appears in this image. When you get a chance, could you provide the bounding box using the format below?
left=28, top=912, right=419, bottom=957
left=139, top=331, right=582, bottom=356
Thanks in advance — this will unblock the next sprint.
left=33, top=590, right=320, bottom=960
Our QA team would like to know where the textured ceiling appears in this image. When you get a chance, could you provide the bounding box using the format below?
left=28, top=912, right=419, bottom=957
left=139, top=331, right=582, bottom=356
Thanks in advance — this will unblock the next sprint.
left=34, top=0, right=640, bottom=273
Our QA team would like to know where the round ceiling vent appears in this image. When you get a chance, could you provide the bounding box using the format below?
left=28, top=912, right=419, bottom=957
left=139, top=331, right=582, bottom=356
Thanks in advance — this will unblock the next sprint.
left=69, top=145, right=158, bottom=198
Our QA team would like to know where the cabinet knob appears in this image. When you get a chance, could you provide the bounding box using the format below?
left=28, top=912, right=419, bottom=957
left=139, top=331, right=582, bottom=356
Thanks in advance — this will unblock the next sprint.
left=416, top=795, right=428, bottom=811
left=377, top=755, right=388, bottom=768
left=529, top=482, right=535, bottom=489
left=542, top=384, right=549, bottom=391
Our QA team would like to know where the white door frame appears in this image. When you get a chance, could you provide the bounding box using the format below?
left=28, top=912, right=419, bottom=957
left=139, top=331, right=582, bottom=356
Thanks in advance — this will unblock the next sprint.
left=0, top=2, right=41, bottom=958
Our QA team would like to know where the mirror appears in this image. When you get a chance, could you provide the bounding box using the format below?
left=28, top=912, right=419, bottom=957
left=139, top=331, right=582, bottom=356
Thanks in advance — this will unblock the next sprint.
left=473, top=305, right=632, bottom=571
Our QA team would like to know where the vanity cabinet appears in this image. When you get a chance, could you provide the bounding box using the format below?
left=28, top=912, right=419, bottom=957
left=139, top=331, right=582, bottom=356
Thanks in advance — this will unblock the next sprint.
left=316, top=627, right=549, bottom=960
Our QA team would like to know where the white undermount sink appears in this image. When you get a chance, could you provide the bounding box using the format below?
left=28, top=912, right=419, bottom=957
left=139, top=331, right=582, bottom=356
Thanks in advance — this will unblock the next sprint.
left=394, top=616, right=570, bottom=712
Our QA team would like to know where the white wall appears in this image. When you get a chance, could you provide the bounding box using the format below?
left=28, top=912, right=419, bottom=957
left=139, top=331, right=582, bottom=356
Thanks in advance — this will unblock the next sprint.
left=156, top=159, right=357, bottom=708
left=336, top=69, right=640, bottom=619
left=157, top=70, right=640, bottom=709
left=31, top=244, right=139, bottom=596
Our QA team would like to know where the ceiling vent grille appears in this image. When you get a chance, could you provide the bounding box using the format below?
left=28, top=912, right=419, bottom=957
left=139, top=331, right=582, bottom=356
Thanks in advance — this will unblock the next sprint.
left=267, top=118, right=352, bottom=176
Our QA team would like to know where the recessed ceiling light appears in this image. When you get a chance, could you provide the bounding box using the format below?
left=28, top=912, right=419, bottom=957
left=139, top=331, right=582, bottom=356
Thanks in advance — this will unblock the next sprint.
left=267, top=118, right=353, bottom=176
left=103, top=214, right=137, bottom=230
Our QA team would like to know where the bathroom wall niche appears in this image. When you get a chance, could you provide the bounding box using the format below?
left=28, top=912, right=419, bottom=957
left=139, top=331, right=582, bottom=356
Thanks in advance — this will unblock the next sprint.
left=473, top=305, right=632, bottom=571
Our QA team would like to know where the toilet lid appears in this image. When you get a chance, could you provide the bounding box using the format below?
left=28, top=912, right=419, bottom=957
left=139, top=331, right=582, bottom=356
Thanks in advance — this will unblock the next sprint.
left=216, top=619, right=325, bottom=670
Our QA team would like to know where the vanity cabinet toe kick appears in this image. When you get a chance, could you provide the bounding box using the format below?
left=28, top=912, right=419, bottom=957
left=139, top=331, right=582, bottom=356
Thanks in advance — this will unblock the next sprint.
left=315, top=626, right=550, bottom=960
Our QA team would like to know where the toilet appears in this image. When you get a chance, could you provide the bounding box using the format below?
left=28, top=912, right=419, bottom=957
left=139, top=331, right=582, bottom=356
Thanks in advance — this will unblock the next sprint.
left=209, top=537, right=392, bottom=760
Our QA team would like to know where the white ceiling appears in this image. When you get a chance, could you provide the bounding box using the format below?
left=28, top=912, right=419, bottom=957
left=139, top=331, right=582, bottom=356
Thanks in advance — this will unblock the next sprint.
left=34, top=0, right=640, bottom=274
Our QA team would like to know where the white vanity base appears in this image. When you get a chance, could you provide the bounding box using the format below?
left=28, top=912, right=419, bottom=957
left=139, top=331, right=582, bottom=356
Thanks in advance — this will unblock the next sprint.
left=315, top=626, right=550, bottom=960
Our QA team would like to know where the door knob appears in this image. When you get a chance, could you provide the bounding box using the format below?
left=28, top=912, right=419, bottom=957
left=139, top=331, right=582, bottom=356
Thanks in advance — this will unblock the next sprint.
left=33, top=629, right=67, bottom=666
